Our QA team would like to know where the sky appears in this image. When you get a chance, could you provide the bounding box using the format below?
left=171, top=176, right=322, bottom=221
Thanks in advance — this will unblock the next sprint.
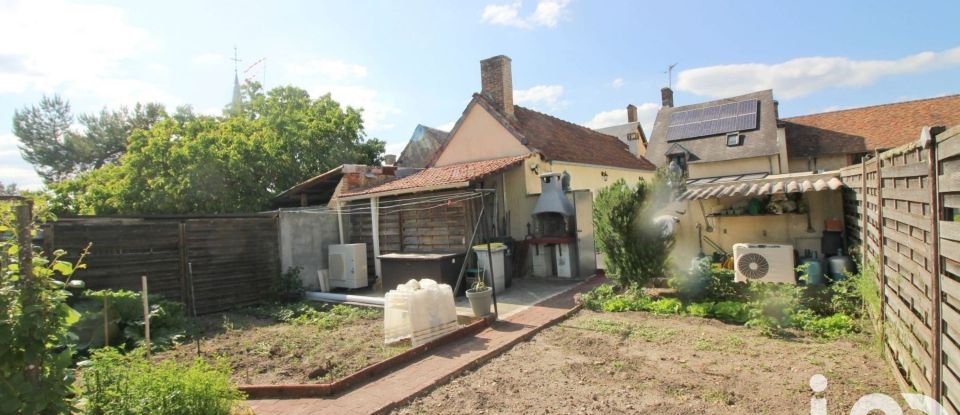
left=2, top=0, right=959, bottom=190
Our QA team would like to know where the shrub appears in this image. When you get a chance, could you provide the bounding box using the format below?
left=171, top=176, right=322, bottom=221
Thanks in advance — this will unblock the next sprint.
left=685, top=302, right=713, bottom=317
left=579, top=284, right=617, bottom=311
left=77, top=348, right=244, bottom=415
left=269, top=266, right=305, bottom=301
left=647, top=298, right=683, bottom=315
left=670, top=257, right=743, bottom=301
left=580, top=285, right=650, bottom=312
left=246, top=301, right=380, bottom=329
left=709, top=301, right=749, bottom=323
left=1, top=197, right=87, bottom=414
left=593, top=178, right=674, bottom=287
left=75, top=289, right=186, bottom=351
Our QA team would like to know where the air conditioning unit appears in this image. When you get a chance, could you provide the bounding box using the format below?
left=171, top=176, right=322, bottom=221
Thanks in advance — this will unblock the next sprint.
left=328, top=244, right=368, bottom=289
left=733, top=243, right=795, bottom=284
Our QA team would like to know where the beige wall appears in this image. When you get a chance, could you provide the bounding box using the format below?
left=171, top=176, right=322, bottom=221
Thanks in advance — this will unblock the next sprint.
left=787, top=154, right=852, bottom=173
left=668, top=190, right=845, bottom=266
left=433, top=103, right=529, bottom=167
left=687, top=155, right=781, bottom=179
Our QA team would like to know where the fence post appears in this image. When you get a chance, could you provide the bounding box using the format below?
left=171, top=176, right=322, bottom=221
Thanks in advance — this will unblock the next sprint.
left=177, top=222, right=190, bottom=308
left=874, top=152, right=887, bottom=329
left=13, top=200, right=39, bottom=386
left=929, top=139, right=943, bottom=403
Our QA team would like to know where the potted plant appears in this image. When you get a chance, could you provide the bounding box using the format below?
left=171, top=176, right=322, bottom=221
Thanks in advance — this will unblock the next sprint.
left=465, top=275, right=493, bottom=317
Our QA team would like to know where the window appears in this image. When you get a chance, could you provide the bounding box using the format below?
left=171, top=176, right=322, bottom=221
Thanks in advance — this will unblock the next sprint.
left=726, top=132, right=742, bottom=146
left=627, top=132, right=639, bottom=141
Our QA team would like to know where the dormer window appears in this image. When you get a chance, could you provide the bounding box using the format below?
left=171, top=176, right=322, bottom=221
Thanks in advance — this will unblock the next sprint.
left=726, top=132, right=743, bottom=147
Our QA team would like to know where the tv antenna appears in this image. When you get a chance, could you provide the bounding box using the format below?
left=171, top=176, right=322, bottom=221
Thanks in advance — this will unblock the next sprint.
left=664, top=62, right=678, bottom=89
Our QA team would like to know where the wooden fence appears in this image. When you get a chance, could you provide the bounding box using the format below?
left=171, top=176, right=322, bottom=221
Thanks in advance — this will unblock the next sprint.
left=43, top=214, right=280, bottom=315
left=838, top=125, right=960, bottom=410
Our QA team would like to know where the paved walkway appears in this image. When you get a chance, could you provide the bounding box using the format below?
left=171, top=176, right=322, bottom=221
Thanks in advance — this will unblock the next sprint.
left=246, top=275, right=606, bottom=415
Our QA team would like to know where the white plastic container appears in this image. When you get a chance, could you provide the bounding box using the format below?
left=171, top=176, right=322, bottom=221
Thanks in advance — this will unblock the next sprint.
left=473, top=243, right=506, bottom=294
left=384, top=279, right=458, bottom=346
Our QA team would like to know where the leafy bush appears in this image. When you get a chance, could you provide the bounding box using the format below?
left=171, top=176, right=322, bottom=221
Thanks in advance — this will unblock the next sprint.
left=709, top=301, right=750, bottom=324
left=579, top=284, right=617, bottom=311
left=580, top=284, right=651, bottom=312
left=670, top=257, right=743, bottom=301
left=685, top=302, right=713, bottom=317
left=75, top=289, right=186, bottom=351
left=801, top=313, right=859, bottom=338
left=77, top=347, right=244, bottom=415
left=1, top=198, right=87, bottom=414
left=269, top=266, right=305, bottom=301
left=593, top=178, right=674, bottom=287
left=647, top=298, right=683, bottom=315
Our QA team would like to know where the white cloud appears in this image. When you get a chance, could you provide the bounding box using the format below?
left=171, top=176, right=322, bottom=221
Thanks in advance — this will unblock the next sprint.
left=481, top=0, right=570, bottom=29
left=610, top=78, right=624, bottom=89
left=676, top=46, right=960, bottom=99
left=309, top=85, right=400, bottom=132
left=514, top=84, right=564, bottom=109
left=583, top=102, right=659, bottom=133
left=193, top=52, right=226, bottom=66
left=287, top=59, right=368, bottom=81
left=436, top=120, right=457, bottom=132
left=0, top=0, right=176, bottom=106
left=0, top=134, right=42, bottom=190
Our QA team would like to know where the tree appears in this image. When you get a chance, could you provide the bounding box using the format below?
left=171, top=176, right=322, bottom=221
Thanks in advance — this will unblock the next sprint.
left=0, top=181, right=18, bottom=196
left=12, top=95, right=75, bottom=182
left=593, top=177, right=675, bottom=287
left=51, top=83, right=385, bottom=215
left=12, top=96, right=167, bottom=183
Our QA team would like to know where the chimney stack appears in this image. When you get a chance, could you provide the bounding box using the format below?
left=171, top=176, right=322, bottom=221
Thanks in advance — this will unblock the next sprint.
left=661, top=87, right=674, bottom=108
left=383, top=154, right=397, bottom=166
left=626, top=104, right=638, bottom=123
left=480, top=55, right=514, bottom=117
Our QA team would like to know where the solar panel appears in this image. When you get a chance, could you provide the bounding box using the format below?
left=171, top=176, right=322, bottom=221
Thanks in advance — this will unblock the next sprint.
left=666, top=99, right=759, bottom=141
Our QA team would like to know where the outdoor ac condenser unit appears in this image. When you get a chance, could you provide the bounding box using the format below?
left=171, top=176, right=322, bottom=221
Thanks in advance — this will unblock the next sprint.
left=733, top=243, right=796, bottom=284
left=328, top=243, right=368, bottom=289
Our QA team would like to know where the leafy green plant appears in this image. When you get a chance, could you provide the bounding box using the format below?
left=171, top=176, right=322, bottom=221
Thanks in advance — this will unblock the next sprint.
left=797, top=312, right=859, bottom=338
left=670, top=257, right=743, bottom=301
left=579, top=284, right=617, bottom=311
left=75, top=289, right=186, bottom=351
left=709, top=301, right=750, bottom=324
left=685, top=302, right=713, bottom=317
left=269, top=266, right=305, bottom=301
left=647, top=298, right=683, bottom=315
left=1, top=198, right=87, bottom=414
left=77, top=347, right=244, bottom=415
left=593, top=178, right=674, bottom=288
left=246, top=301, right=380, bottom=330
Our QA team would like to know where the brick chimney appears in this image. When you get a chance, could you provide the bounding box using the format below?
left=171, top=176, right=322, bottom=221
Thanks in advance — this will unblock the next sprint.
left=661, top=87, right=674, bottom=108
left=626, top=104, right=638, bottom=123
left=480, top=55, right=514, bottom=117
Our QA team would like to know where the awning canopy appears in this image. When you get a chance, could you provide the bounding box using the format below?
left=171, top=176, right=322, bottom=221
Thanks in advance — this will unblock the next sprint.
left=677, top=171, right=843, bottom=201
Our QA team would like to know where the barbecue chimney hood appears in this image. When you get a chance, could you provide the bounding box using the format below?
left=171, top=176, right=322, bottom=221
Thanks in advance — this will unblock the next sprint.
left=532, top=173, right=574, bottom=216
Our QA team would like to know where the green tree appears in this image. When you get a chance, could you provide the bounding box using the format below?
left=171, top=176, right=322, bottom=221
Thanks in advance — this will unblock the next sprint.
left=0, top=181, right=18, bottom=196
left=12, top=96, right=167, bottom=182
left=593, top=177, right=675, bottom=287
left=51, top=83, right=385, bottom=215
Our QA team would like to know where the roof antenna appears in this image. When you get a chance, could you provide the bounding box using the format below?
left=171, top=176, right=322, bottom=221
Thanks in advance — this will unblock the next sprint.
left=664, top=62, right=678, bottom=89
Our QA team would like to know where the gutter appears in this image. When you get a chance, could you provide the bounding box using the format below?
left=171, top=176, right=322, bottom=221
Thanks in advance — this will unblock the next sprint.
left=333, top=181, right=471, bottom=202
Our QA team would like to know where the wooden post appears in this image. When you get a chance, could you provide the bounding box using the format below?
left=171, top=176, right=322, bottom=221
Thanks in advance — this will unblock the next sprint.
left=875, top=151, right=887, bottom=329
left=177, top=222, right=189, bottom=307
left=929, top=140, right=943, bottom=403
left=13, top=200, right=38, bottom=386
left=142, top=275, right=151, bottom=355
left=371, top=197, right=382, bottom=278
left=103, top=296, right=109, bottom=348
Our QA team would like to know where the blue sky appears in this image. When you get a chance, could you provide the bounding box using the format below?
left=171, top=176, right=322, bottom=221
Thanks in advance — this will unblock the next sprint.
left=2, top=0, right=959, bottom=189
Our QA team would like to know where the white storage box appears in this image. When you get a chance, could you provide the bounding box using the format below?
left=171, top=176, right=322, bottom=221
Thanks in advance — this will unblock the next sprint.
left=384, top=279, right=458, bottom=346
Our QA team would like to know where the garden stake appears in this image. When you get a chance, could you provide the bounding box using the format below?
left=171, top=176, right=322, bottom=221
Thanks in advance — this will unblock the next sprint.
left=103, top=296, right=109, bottom=347
left=486, top=242, right=498, bottom=317
left=142, top=275, right=150, bottom=355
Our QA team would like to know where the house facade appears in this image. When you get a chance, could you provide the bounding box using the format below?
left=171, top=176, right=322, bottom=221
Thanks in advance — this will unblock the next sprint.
left=647, top=88, right=960, bottom=264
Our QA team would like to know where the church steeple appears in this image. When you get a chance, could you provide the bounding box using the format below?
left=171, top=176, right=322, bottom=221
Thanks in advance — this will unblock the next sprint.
left=229, top=46, right=242, bottom=114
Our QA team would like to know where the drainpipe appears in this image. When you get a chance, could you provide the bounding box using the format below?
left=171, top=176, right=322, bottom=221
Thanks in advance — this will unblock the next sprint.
left=371, top=197, right=382, bottom=278
left=336, top=201, right=345, bottom=244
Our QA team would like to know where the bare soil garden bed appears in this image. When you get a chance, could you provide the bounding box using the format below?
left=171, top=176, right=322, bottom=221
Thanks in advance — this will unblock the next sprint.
left=153, top=302, right=408, bottom=385
left=395, top=309, right=898, bottom=414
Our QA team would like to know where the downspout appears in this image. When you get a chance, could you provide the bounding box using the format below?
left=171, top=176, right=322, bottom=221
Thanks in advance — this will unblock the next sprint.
left=336, top=201, right=345, bottom=244
left=371, top=197, right=382, bottom=278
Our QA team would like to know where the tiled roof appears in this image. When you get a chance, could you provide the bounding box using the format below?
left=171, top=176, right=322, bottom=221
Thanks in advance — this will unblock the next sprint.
left=784, top=94, right=960, bottom=156
left=339, top=154, right=529, bottom=198
left=473, top=94, right=656, bottom=171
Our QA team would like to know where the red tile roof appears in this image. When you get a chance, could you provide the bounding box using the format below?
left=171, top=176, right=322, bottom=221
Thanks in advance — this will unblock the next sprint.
left=784, top=94, right=960, bottom=156
left=339, top=154, right=529, bottom=198
left=473, top=94, right=656, bottom=171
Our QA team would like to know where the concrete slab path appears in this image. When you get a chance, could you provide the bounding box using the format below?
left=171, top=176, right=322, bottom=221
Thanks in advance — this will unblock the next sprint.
left=246, top=275, right=606, bottom=415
